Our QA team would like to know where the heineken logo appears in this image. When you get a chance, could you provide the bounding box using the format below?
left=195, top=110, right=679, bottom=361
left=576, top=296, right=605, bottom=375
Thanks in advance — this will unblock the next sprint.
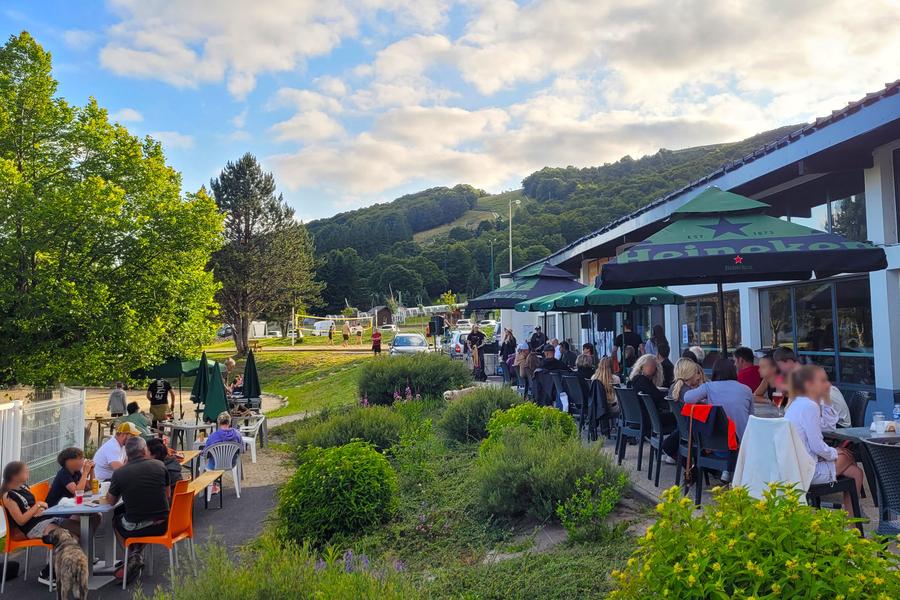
left=617, top=237, right=871, bottom=264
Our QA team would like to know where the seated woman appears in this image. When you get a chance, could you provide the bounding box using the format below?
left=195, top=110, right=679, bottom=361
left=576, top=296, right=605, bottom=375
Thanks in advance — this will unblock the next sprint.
left=628, top=354, right=668, bottom=412
left=683, top=359, right=754, bottom=440
left=784, top=365, right=863, bottom=513
left=147, top=438, right=182, bottom=493
left=574, top=352, right=595, bottom=379
left=753, top=353, right=778, bottom=403
left=591, top=356, right=620, bottom=412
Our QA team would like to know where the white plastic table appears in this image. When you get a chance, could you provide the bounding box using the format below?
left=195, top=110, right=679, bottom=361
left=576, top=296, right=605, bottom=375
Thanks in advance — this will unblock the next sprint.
left=42, top=498, right=118, bottom=589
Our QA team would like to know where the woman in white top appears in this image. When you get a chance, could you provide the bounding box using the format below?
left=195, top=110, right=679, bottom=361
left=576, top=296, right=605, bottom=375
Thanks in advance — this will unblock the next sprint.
left=784, top=365, right=863, bottom=513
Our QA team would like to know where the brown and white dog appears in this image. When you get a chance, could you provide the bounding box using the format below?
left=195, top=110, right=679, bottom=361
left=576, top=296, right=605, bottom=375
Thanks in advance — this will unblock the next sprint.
left=41, top=528, right=88, bottom=600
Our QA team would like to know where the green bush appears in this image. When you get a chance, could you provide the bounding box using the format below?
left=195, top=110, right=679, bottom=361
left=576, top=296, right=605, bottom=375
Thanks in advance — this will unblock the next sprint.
left=437, top=386, right=520, bottom=443
left=610, top=484, right=900, bottom=600
left=277, top=441, right=398, bottom=546
left=474, top=426, right=625, bottom=520
left=557, top=468, right=629, bottom=542
left=388, top=417, right=444, bottom=494
left=136, top=535, right=417, bottom=600
left=358, top=353, right=471, bottom=405
left=481, top=402, right=576, bottom=453
left=293, top=406, right=405, bottom=452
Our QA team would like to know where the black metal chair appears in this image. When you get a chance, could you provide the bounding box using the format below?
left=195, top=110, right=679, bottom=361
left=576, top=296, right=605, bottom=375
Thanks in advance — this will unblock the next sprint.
left=690, top=406, right=734, bottom=505
left=862, top=440, right=900, bottom=536
left=614, top=386, right=645, bottom=470
left=639, top=392, right=675, bottom=488
left=845, top=390, right=873, bottom=428
left=806, top=477, right=865, bottom=536
left=532, top=370, right=557, bottom=407
left=562, top=375, right=589, bottom=432
left=667, top=398, right=694, bottom=488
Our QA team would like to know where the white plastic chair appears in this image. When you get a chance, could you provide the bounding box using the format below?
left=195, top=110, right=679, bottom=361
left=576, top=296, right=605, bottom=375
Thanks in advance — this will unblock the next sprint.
left=240, top=416, right=266, bottom=464
left=200, top=442, right=242, bottom=499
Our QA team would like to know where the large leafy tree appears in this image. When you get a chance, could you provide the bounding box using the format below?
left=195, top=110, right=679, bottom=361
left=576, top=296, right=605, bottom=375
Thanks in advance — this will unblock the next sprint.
left=210, top=153, right=322, bottom=354
left=0, top=32, right=222, bottom=385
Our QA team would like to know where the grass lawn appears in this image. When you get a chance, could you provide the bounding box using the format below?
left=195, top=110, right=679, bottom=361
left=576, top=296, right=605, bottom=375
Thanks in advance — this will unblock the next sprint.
left=205, top=350, right=371, bottom=417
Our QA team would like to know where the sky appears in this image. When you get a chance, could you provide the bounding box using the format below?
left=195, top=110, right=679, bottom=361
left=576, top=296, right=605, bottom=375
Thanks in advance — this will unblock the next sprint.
left=3, top=0, right=900, bottom=222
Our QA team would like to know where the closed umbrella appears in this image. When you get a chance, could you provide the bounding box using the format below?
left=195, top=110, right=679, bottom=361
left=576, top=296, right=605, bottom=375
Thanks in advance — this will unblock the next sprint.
left=598, top=187, right=887, bottom=355
left=242, top=349, right=262, bottom=401
left=203, top=361, right=228, bottom=423
left=190, top=352, right=210, bottom=406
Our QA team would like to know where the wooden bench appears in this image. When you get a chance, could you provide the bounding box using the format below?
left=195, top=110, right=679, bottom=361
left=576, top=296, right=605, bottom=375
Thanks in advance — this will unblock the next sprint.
left=187, top=469, right=225, bottom=509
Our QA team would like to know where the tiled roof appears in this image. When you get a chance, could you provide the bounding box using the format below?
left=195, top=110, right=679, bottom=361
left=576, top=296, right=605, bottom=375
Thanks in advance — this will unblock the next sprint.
left=522, top=79, right=900, bottom=273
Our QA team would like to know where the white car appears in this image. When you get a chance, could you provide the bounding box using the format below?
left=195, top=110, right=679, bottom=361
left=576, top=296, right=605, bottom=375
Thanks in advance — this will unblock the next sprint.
left=313, top=320, right=335, bottom=336
left=379, top=323, right=398, bottom=332
left=455, top=319, right=472, bottom=329
left=478, top=319, right=497, bottom=328
left=389, top=333, right=430, bottom=355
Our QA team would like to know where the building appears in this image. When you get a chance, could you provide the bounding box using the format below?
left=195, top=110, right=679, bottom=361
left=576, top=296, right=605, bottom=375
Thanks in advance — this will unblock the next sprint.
left=502, top=80, right=900, bottom=419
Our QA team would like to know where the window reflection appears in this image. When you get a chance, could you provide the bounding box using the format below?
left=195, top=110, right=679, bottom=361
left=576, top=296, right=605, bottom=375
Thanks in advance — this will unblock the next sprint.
left=678, top=292, right=741, bottom=361
left=790, top=202, right=829, bottom=232
left=831, top=194, right=867, bottom=242
left=759, top=288, right=793, bottom=348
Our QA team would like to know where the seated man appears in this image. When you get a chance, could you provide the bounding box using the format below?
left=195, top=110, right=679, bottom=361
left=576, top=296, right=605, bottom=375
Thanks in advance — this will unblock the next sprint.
left=120, top=401, right=153, bottom=439
left=106, top=436, right=170, bottom=584
left=94, top=422, right=139, bottom=481
left=538, top=343, right=570, bottom=372
left=46, top=447, right=94, bottom=507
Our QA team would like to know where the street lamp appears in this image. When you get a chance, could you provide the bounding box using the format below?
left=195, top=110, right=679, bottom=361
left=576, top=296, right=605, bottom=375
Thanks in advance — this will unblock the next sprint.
left=488, top=238, right=496, bottom=290
left=508, top=196, right=521, bottom=272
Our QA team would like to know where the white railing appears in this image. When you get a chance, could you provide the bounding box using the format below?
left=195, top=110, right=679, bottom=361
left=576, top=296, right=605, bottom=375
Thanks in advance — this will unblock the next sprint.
left=0, top=400, right=24, bottom=478
left=17, top=387, right=86, bottom=484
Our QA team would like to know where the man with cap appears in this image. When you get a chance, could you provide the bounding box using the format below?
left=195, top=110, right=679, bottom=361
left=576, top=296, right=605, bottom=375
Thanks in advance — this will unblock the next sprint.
left=539, top=343, right=570, bottom=372
left=94, top=422, right=140, bottom=480
left=528, top=325, right=547, bottom=352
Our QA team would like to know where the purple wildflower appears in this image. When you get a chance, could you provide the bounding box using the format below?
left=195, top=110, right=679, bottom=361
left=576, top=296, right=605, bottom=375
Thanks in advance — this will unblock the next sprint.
left=314, top=559, right=326, bottom=572
left=393, top=559, right=406, bottom=572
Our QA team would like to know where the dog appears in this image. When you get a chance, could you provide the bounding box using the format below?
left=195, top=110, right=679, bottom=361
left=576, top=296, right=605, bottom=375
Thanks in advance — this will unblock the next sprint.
left=41, top=528, right=88, bottom=600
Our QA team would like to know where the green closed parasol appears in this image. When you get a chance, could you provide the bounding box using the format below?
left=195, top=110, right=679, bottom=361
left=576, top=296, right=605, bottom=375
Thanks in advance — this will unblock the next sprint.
left=203, top=361, right=228, bottom=423
left=190, top=351, right=210, bottom=405
left=242, top=349, right=261, bottom=400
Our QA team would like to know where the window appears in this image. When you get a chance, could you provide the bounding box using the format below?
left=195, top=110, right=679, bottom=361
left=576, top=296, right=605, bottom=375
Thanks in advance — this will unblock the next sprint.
left=831, top=194, right=867, bottom=242
left=757, top=277, right=873, bottom=387
left=678, top=292, right=741, bottom=360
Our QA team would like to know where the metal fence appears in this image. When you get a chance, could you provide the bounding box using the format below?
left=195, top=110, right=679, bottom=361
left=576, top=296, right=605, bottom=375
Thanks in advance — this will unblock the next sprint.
left=19, top=387, right=86, bottom=483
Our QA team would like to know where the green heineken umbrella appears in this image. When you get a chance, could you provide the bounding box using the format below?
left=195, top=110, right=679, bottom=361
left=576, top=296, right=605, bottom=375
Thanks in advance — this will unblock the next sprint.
left=242, top=349, right=262, bottom=400
left=514, top=291, right=573, bottom=312
left=598, top=187, right=887, bottom=354
left=203, top=361, right=228, bottom=423
left=468, top=262, right=584, bottom=310
left=555, top=286, right=684, bottom=310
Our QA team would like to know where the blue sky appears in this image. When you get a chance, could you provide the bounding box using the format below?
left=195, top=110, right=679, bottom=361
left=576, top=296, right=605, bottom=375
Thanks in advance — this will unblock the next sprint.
left=3, top=1, right=899, bottom=221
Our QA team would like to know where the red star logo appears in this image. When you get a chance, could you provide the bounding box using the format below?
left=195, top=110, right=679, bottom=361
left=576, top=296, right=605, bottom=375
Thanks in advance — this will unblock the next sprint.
left=734, top=255, right=744, bottom=264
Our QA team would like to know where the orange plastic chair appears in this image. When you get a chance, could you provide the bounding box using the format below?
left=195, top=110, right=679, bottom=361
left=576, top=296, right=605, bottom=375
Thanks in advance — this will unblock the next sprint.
left=173, top=479, right=189, bottom=495
left=121, top=491, right=196, bottom=589
left=2, top=508, right=53, bottom=594
left=29, top=481, right=50, bottom=504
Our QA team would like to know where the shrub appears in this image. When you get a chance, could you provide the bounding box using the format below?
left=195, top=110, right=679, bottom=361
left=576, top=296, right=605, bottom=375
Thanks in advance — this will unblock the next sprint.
left=136, top=535, right=417, bottom=600
left=475, top=426, right=625, bottom=520
left=437, top=386, right=520, bottom=443
left=481, top=402, right=576, bottom=453
left=358, top=353, right=471, bottom=405
left=277, top=441, right=398, bottom=546
left=388, top=417, right=444, bottom=494
left=293, top=406, right=405, bottom=452
left=610, top=484, right=900, bottom=600
left=556, top=468, right=629, bottom=542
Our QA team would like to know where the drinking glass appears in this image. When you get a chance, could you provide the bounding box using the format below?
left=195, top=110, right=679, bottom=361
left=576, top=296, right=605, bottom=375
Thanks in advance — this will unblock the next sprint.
left=872, top=411, right=886, bottom=433
left=75, top=490, right=84, bottom=505
left=772, top=391, right=785, bottom=416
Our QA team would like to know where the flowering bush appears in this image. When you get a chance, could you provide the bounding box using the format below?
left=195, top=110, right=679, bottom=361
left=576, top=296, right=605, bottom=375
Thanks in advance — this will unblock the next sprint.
left=277, top=441, right=398, bottom=546
left=358, top=353, right=471, bottom=405
left=480, top=402, right=576, bottom=453
left=557, top=468, right=629, bottom=542
left=438, top=386, right=520, bottom=442
left=610, top=484, right=900, bottom=599
left=293, top=406, right=405, bottom=453
left=137, top=535, right=416, bottom=600
left=475, top=426, right=622, bottom=520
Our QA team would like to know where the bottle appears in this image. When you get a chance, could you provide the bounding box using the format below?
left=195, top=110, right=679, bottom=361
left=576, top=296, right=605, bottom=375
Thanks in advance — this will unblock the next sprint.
left=91, top=477, right=100, bottom=495
left=893, top=402, right=900, bottom=422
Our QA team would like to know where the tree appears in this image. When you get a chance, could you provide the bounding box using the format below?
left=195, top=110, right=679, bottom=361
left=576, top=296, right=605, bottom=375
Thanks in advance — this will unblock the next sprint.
left=209, top=154, right=321, bottom=355
left=0, top=32, right=222, bottom=385
left=316, top=248, right=367, bottom=313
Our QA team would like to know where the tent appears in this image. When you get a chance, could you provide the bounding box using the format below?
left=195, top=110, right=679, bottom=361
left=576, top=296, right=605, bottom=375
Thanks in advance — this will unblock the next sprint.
left=597, top=187, right=887, bottom=354
left=467, top=262, right=584, bottom=310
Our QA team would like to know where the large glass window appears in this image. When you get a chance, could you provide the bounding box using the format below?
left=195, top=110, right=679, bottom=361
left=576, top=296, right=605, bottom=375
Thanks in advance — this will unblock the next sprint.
left=678, top=292, right=741, bottom=362
left=758, top=277, right=874, bottom=387
left=831, top=194, right=867, bottom=242
left=790, top=202, right=829, bottom=232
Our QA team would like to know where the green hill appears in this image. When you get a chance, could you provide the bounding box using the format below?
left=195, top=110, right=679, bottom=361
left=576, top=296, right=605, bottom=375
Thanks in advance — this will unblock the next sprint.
left=309, top=125, right=801, bottom=313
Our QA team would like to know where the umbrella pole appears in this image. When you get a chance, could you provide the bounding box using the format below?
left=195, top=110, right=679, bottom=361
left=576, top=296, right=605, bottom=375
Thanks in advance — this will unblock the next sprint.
left=179, top=374, right=183, bottom=420
left=717, top=282, right=728, bottom=357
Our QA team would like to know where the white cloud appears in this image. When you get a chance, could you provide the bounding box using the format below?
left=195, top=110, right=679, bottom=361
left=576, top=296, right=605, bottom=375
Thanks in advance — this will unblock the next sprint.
left=149, top=130, right=195, bottom=149
left=109, top=107, right=143, bottom=122
left=62, top=29, right=97, bottom=49
left=315, top=76, right=348, bottom=98
left=269, top=111, right=345, bottom=143
left=231, top=108, right=248, bottom=129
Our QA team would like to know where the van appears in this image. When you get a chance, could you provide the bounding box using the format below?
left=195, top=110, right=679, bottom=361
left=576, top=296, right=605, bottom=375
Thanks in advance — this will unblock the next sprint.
left=313, top=320, right=335, bottom=336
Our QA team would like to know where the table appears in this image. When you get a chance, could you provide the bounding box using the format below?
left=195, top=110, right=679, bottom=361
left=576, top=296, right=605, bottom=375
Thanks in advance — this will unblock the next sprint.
left=186, top=470, right=225, bottom=509
left=823, top=427, right=899, bottom=520
left=89, top=416, right=116, bottom=445
left=178, top=450, right=200, bottom=478
left=158, top=420, right=214, bottom=450
left=43, top=497, right=118, bottom=590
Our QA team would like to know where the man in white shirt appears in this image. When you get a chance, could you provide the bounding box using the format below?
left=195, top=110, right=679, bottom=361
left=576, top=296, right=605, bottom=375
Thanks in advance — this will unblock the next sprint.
left=774, top=347, right=851, bottom=427
left=93, top=422, right=139, bottom=480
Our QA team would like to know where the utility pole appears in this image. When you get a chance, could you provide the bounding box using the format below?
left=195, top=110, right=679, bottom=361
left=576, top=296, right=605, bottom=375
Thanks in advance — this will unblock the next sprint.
left=488, top=239, right=496, bottom=290
left=508, top=196, right=521, bottom=272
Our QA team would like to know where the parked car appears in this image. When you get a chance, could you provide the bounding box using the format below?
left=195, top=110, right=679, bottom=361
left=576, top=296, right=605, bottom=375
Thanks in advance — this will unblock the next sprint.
left=313, top=320, right=335, bottom=336
left=478, top=319, right=497, bottom=328
left=389, top=333, right=430, bottom=355
left=442, top=330, right=470, bottom=359
left=379, top=323, right=398, bottom=332
left=455, top=319, right=472, bottom=329
left=217, top=325, right=234, bottom=338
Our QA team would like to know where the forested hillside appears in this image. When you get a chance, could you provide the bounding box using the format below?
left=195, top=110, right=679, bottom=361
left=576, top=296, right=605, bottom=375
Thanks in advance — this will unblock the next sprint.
left=310, top=125, right=799, bottom=313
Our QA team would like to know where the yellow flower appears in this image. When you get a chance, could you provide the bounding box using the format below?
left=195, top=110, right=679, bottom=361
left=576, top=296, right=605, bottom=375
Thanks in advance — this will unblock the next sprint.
left=687, top=574, right=696, bottom=586
left=708, top=532, right=718, bottom=543
left=755, top=500, right=766, bottom=510
left=712, top=562, right=721, bottom=572
left=873, top=576, right=884, bottom=585
left=747, top=531, right=756, bottom=540
left=771, top=583, right=782, bottom=594
left=656, top=503, right=665, bottom=513
left=727, top=539, right=737, bottom=550
left=673, top=562, right=683, bottom=574
left=715, top=511, right=724, bottom=518
left=785, top=558, right=798, bottom=570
